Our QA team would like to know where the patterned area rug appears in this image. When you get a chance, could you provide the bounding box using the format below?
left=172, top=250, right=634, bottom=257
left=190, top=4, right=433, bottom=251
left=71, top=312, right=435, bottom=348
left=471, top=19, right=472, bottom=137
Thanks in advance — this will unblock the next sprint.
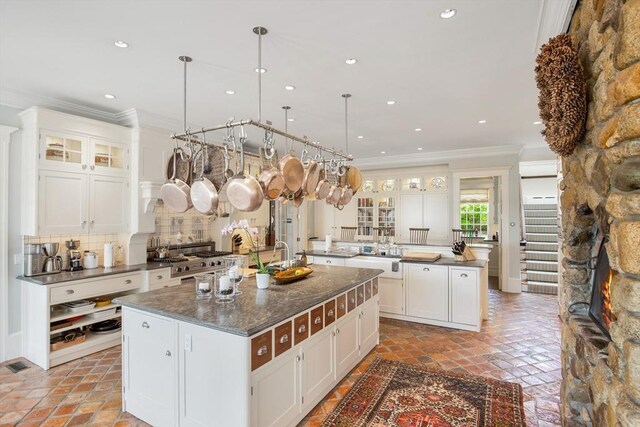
left=323, top=358, right=525, bottom=427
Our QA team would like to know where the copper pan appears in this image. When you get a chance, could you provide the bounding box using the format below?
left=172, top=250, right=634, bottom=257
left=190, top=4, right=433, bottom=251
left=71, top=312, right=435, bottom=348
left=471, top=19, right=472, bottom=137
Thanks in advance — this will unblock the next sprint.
left=315, top=168, right=331, bottom=200
left=258, top=147, right=285, bottom=200
left=279, top=150, right=304, bottom=193
left=226, top=141, right=264, bottom=212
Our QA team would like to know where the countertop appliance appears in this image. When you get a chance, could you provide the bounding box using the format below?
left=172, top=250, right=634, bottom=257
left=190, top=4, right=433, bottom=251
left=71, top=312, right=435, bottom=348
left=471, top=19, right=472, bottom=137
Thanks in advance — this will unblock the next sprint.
left=83, top=251, right=98, bottom=269
left=66, top=240, right=83, bottom=271
left=147, top=242, right=232, bottom=284
left=24, top=243, right=63, bottom=276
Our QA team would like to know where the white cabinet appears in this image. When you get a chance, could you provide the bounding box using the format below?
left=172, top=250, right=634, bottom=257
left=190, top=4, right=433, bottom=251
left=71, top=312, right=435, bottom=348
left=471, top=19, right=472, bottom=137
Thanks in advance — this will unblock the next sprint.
left=309, top=256, right=346, bottom=267
left=251, top=350, right=301, bottom=427
left=123, top=310, right=178, bottom=427
left=405, top=264, right=449, bottom=321
left=399, top=193, right=449, bottom=243
left=450, top=268, right=479, bottom=326
left=314, top=201, right=357, bottom=239
left=88, top=174, right=129, bottom=232
left=144, top=268, right=179, bottom=291
left=21, top=272, right=142, bottom=370
left=38, top=170, right=87, bottom=235
left=359, top=299, right=378, bottom=351
left=301, top=327, right=335, bottom=411
left=354, top=194, right=397, bottom=239
left=378, top=277, right=404, bottom=314
left=334, top=310, right=359, bottom=378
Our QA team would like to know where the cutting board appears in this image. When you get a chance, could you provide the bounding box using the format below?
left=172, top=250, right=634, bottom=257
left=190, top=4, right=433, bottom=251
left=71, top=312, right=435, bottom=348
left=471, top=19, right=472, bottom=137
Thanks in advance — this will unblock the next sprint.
left=402, top=252, right=441, bottom=262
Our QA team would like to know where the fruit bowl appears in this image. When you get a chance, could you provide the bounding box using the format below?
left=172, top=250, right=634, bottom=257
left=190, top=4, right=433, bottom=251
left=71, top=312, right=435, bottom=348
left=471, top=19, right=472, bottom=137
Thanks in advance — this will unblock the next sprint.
left=273, top=267, right=313, bottom=285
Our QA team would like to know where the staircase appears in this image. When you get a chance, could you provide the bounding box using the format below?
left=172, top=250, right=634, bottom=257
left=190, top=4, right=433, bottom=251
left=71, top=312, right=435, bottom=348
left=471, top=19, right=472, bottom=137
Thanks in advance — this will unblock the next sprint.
left=521, top=203, right=559, bottom=295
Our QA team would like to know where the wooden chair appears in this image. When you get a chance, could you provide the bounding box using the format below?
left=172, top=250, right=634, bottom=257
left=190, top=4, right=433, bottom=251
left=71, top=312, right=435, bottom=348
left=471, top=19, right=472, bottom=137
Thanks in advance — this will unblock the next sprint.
left=452, top=228, right=473, bottom=244
left=341, top=227, right=357, bottom=241
left=409, top=228, right=430, bottom=244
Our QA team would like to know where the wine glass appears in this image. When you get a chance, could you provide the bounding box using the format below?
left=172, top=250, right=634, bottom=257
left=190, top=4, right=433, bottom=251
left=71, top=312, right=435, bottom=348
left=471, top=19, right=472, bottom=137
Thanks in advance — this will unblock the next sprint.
left=224, top=255, right=245, bottom=295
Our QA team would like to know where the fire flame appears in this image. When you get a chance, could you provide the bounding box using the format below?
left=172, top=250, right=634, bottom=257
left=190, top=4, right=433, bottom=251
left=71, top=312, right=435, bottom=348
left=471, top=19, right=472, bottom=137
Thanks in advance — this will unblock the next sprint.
left=602, top=269, right=614, bottom=328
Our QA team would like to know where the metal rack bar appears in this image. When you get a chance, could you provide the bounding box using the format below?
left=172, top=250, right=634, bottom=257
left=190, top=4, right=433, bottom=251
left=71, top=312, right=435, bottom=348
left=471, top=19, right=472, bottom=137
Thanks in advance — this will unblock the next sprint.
left=171, top=119, right=352, bottom=161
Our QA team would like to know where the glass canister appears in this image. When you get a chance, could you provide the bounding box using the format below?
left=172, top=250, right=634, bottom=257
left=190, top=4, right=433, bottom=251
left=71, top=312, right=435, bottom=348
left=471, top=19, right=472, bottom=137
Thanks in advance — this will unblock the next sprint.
left=194, top=274, right=213, bottom=300
left=223, top=255, right=245, bottom=295
left=214, top=270, right=235, bottom=303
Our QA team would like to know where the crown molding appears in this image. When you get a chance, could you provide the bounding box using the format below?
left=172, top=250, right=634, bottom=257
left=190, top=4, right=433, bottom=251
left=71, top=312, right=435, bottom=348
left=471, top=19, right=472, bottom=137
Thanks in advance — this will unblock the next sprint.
left=354, top=144, right=523, bottom=170
left=534, top=0, right=578, bottom=51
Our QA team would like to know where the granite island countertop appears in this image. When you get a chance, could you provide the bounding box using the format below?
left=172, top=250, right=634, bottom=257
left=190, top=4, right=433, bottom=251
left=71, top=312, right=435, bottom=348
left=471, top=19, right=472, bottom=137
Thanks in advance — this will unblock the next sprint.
left=302, top=251, right=487, bottom=268
left=17, top=262, right=171, bottom=285
left=114, top=265, right=383, bottom=337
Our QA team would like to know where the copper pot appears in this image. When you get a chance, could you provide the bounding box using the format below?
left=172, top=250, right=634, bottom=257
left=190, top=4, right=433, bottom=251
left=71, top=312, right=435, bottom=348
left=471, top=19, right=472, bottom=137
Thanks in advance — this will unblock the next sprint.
left=227, top=144, right=264, bottom=212
left=279, top=151, right=304, bottom=193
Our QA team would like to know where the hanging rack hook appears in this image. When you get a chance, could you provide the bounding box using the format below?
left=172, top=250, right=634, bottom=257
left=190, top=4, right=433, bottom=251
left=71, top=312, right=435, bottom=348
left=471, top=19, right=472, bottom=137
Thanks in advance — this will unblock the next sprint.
left=263, top=129, right=275, bottom=160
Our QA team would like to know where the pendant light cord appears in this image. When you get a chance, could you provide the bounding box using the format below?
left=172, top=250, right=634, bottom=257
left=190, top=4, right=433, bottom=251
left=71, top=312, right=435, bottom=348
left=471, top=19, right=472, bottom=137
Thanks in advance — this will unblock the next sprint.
left=258, top=29, right=263, bottom=123
left=342, top=93, right=352, bottom=156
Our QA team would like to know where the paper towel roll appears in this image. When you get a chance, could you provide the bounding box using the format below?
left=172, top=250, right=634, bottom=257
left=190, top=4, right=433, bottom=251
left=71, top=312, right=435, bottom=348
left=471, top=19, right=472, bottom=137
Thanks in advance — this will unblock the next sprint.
left=325, top=234, right=332, bottom=252
left=103, top=243, right=115, bottom=268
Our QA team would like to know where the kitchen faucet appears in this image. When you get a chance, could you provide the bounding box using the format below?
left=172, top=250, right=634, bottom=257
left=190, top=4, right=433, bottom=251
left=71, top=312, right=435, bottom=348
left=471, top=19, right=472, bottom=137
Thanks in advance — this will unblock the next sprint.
left=273, top=240, right=290, bottom=268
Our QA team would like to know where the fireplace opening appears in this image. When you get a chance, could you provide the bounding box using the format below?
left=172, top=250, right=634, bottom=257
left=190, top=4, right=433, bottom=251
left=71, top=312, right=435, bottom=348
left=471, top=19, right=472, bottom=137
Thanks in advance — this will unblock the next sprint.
left=589, top=240, right=616, bottom=340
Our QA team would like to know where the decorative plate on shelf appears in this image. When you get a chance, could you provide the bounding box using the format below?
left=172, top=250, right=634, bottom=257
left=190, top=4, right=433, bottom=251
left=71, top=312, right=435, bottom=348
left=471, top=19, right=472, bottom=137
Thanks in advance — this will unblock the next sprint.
left=362, top=181, right=374, bottom=192
left=430, top=177, right=446, bottom=189
left=381, top=180, right=395, bottom=192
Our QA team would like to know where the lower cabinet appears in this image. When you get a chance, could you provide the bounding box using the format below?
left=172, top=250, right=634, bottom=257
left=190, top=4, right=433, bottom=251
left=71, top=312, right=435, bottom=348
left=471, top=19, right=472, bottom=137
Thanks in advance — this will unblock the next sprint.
left=378, top=277, right=403, bottom=314
left=122, top=310, right=178, bottom=427
left=121, top=280, right=380, bottom=427
left=450, top=268, right=479, bottom=326
left=405, top=264, right=448, bottom=321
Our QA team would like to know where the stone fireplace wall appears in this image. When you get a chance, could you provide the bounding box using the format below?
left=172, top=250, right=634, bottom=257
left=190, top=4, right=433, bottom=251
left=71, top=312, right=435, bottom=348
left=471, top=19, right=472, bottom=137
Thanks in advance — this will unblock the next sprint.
left=559, top=0, right=640, bottom=425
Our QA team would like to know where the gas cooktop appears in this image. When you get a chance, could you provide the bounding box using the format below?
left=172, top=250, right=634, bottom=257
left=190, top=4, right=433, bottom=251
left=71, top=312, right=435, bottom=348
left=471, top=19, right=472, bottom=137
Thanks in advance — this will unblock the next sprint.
left=193, top=251, right=233, bottom=258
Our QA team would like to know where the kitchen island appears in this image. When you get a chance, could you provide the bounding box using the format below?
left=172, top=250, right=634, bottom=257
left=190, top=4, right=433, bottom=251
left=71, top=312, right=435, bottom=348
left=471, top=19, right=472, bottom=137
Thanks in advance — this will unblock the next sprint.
left=114, top=264, right=383, bottom=427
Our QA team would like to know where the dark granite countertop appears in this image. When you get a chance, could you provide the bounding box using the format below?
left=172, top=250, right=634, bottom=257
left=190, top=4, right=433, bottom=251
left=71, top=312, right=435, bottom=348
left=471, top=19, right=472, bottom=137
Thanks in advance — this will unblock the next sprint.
left=302, top=250, right=359, bottom=258
left=114, top=265, right=383, bottom=337
left=400, top=258, right=487, bottom=268
left=307, top=237, right=492, bottom=249
left=18, top=262, right=171, bottom=285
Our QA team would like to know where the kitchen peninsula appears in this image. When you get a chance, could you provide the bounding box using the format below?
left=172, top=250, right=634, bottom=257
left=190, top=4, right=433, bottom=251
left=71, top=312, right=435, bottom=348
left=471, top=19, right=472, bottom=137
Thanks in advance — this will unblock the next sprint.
left=114, top=265, right=383, bottom=427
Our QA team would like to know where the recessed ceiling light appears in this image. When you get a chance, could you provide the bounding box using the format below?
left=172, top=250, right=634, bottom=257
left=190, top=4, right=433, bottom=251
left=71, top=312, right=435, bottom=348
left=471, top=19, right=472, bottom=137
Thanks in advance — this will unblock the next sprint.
left=533, top=121, right=542, bottom=125
left=478, top=120, right=487, bottom=124
left=380, top=151, right=386, bottom=154
left=225, top=90, right=235, bottom=95
left=345, top=58, right=358, bottom=65
left=285, top=85, right=296, bottom=91
left=418, top=147, right=423, bottom=151
left=357, top=135, right=364, bottom=139
left=114, top=40, right=129, bottom=48
left=440, top=9, right=456, bottom=19
left=287, top=118, right=295, bottom=122
left=387, top=100, right=396, bottom=105
left=104, top=94, right=116, bottom=99
left=255, top=68, right=267, bottom=73
left=415, top=128, right=422, bottom=132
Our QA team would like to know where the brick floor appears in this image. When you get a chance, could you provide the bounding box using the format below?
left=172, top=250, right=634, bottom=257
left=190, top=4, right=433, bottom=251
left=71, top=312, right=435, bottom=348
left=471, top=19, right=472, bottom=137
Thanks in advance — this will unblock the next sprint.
left=0, top=289, right=561, bottom=426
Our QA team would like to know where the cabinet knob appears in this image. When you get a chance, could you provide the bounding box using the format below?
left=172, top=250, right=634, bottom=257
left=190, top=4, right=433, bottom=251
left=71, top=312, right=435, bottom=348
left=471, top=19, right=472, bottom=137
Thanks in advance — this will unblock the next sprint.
left=314, top=316, right=322, bottom=325
left=90, top=165, right=95, bottom=170
left=81, top=220, right=87, bottom=228
left=296, top=355, right=301, bottom=362
left=142, top=321, right=150, bottom=328
left=423, top=267, right=430, bottom=271
left=125, top=279, right=132, bottom=284
left=350, top=298, right=355, bottom=304
left=157, top=275, right=163, bottom=280
left=65, top=289, right=74, bottom=295
left=339, top=303, right=345, bottom=310
left=257, top=345, right=268, bottom=356
left=165, top=350, right=171, bottom=357
left=461, top=273, right=468, bottom=278
left=90, top=220, right=95, bottom=225
left=279, top=334, right=289, bottom=344
left=82, top=164, right=87, bottom=170
left=297, top=324, right=306, bottom=334
left=327, top=309, right=334, bottom=318
left=358, top=292, right=364, bottom=299
left=336, top=328, right=340, bottom=335
left=331, top=331, right=336, bottom=337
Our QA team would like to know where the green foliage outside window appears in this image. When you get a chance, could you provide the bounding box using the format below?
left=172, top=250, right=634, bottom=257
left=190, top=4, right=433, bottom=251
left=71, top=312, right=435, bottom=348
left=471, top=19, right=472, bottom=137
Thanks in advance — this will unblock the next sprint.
left=460, top=203, right=489, bottom=236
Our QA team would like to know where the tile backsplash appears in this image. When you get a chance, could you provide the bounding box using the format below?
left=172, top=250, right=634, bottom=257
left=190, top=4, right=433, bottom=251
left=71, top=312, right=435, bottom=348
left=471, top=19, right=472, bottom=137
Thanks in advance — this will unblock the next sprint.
left=23, top=233, right=124, bottom=266
left=151, top=200, right=226, bottom=248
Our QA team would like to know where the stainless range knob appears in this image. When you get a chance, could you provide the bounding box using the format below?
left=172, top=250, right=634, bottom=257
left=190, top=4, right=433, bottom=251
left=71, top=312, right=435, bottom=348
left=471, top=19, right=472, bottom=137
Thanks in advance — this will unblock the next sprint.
left=210, top=261, right=216, bottom=266
left=176, top=267, right=182, bottom=273
left=184, top=266, right=190, bottom=271
left=200, top=262, right=207, bottom=267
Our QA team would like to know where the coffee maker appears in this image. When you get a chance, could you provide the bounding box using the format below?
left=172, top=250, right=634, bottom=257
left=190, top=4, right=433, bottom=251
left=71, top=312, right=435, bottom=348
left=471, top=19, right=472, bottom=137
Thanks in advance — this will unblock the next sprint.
left=23, top=243, right=63, bottom=276
left=66, top=239, right=83, bottom=271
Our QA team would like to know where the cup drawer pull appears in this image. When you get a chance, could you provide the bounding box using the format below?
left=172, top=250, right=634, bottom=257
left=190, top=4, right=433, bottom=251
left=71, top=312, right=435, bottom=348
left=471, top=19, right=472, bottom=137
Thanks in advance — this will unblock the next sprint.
left=314, top=316, right=322, bottom=325
left=257, top=345, right=268, bottom=356
left=297, top=324, right=306, bottom=334
left=460, top=273, right=468, bottom=278
left=327, top=309, right=334, bottom=318
left=125, top=279, right=132, bottom=284
left=142, top=321, right=150, bottom=328
left=279, top=334, right=289, bottom=344
left=157, top=275, right=163, bottom=280
left=65, top=289, right=74, bottom=295
left=339, top=303, right=345, bottom=310
left=423, top=267, right=430, bottom=271
left=326, top=260, right=332, bottom=264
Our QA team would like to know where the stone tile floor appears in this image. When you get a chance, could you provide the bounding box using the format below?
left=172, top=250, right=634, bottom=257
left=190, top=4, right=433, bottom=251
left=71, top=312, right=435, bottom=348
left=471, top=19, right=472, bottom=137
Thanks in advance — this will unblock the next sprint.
left=1, top=289, right=561, bottom=426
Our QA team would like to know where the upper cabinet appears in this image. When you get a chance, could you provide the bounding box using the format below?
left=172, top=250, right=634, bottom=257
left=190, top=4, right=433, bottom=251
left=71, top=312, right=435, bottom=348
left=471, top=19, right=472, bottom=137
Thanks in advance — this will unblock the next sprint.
left=19, top=107, right=132, bottom=236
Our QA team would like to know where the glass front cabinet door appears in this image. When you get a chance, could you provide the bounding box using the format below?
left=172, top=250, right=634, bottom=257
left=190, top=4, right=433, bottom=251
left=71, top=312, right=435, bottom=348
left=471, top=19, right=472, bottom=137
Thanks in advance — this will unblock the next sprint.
left=40, top=131, right=87, bottom=171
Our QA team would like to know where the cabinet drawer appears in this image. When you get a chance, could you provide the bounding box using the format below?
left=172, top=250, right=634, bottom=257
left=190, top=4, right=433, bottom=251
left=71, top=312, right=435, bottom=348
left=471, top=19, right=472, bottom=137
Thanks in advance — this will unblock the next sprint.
left=310, top=306, right=324, bottom=336
left=365, top=281, right=372, bottom=301
left=251, top=330, right=272, bottom=371
left=347, top=289, right=356, bottom=312
left=451, top=269, right=477, bottom=285
left=313, top=257, right=345, bottom=266
left=372, top=277, right=379, bottom=296
left=324, top=300, right=336, bottom=326
left=274, top=321, right=292, bottom=357
left=294, top=313, right=309, bottom=345
left=51, top=273, right=141, bottom=304
left=356, top=284, right=365, bottom=306
left=336, top=294, right=346, bottom=319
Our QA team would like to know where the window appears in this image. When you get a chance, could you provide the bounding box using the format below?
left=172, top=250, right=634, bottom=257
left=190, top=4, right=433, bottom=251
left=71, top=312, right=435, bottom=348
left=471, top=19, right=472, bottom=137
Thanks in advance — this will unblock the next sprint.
left=460, top=203, right=489, bottom=236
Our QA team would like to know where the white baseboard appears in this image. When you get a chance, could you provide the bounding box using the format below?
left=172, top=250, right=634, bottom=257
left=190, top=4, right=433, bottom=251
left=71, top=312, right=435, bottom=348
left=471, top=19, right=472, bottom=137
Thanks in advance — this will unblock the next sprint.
left=503, top=276, right=523, bottom=294
left=5, top=331, right=22, bottom=361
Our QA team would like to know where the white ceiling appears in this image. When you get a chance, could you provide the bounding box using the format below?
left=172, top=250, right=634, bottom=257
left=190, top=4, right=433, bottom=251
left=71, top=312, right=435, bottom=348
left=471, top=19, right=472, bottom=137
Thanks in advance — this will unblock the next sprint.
left=0, top=0, right=558, bottom=159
